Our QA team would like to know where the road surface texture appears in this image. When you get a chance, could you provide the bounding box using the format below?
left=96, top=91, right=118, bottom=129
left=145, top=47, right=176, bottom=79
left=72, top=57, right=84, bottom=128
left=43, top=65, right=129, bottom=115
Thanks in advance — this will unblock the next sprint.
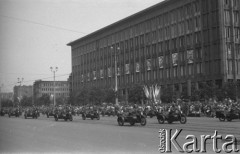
left=0, top=115, right=239, bottom=154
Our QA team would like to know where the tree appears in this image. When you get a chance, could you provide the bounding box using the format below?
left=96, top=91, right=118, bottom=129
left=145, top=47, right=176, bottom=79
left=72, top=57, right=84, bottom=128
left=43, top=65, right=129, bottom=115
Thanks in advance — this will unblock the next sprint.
left=35, top=94, right=51, bottom=106
left=89, top=87, right=105, bottom=105
left=76, top=88, right=90, bottom=106
left=103, top=88, right=115, bottom=104
left=160, top=86, right=177, bottom=103
left=1, top=99, right=14, bottom=108
left=20, top=96, right=33, bottom=107
left=128, top=84, right=146, bottom=104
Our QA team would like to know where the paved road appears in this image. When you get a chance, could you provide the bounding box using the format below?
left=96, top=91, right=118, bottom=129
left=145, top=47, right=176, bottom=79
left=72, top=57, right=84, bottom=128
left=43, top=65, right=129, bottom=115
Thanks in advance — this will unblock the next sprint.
left=0, top=115, right=239, bottom=154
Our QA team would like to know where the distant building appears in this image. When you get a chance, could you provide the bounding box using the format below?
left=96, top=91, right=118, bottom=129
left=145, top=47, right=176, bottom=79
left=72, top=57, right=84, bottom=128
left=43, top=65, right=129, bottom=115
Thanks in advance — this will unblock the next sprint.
left=33, top=80, right=69, bottom=102
left=13, top=85, right=33, bottom=101
left=68, top=0, right=240, bottom=100
left=0, top=92, right=13, bottom=101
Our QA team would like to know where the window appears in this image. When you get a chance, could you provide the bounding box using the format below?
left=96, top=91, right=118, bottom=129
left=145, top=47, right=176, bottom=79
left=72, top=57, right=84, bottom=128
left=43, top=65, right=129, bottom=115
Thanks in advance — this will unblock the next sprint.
left=224, top=11, right=230, bottom=24
left=225, top=27, right=231, bottom=39
left=234, top=11, right=239, bottom=24
left=235, top=28, right=240, bottom=40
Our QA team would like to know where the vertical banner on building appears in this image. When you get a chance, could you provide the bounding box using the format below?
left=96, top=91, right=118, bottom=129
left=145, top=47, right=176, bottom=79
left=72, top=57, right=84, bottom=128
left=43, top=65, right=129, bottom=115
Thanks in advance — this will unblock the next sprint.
left=81, top=74, right=84, bottom=82
left=172, top=53, right=178, bottom=66
left=117, top=67, right=120, bottom=76
left=87, top=73, right=90, bottom=81
left=158, top=56, right=164, bottom=68
left=147, top=59, right=151, bottom=70
left=93, top=71, right=96, bottom=80
left=125, top=64, right=130, bottom=74
left=108, top=67, right=112, bottom=77
left=100, top=69, right=104, bottom=79
left=187, top=50, right=194, bottom=63
left=136, top=62, right=140, bottom=72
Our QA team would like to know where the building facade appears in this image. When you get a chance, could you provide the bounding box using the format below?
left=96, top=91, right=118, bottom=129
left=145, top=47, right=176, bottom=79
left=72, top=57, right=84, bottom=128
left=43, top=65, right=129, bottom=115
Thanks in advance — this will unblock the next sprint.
left=0, top=92, right=13, bottom=101
left=68, top=0, right=240, bottom=99
left=33, top=80, right=69, bottom=102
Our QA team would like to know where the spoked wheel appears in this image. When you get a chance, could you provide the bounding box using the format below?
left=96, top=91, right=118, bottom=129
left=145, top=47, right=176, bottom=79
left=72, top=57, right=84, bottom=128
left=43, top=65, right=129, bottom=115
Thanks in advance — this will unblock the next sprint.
left=158, top=116, right=165, bottom=124
left=219, top=116, right=225, bottom=122
left=118, top=117, right=124, bottom=126
left=140, top=117, right=147, bottom=126
left=180, top=115, right=187, bottom=124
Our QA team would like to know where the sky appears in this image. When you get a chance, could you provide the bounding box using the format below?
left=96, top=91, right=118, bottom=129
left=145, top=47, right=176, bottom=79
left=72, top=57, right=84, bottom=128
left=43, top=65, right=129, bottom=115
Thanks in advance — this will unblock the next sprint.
left=0, top=0, right=163, bottom=92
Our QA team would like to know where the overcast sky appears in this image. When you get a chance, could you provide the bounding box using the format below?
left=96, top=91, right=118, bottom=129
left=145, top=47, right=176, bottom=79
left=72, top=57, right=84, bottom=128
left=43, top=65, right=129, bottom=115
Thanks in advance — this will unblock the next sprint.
left=0, top=0, right=163, bottom=92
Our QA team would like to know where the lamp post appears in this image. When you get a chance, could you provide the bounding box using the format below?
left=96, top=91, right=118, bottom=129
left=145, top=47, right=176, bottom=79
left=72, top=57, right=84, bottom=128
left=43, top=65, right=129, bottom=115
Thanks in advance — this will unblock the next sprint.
left=17, top=78, right=24, bottom=107
left=50, top=67, right=58, bottom=106
left=111, top=46, right=119, bottom=105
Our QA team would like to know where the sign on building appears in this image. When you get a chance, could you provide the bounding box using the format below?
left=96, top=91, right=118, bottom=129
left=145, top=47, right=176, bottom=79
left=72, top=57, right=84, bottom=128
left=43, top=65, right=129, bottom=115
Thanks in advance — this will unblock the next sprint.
left=100, top=69, right=104, bottom=79
left=187, top=50, right=194, bottom=64
left=147, top=59, right=151, bottom=71
left=108, top=68, right=112, bottom=77
left=125, top=64, right=130, bottom=74
left=158, top=56, right=164, bottom=68
left=93, top=71, right=96, bottom=80
left=136, top=62, right=140, bottom=72
left=172, top=53, right=178, bottom=66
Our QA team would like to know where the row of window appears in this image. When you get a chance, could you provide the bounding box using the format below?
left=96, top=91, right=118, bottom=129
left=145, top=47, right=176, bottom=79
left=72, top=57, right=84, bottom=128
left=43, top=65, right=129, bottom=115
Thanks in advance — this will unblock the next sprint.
left=41, top=88, right=69, bottom=92
left=72, top=1, right=202, bottom=56
left=73, top=61, right=222, bottom=87
left=72, top=32, right=203, bottom=67
left=40, top=83, right=69, bottom=87
left=41, top=93, right=69, bottom=97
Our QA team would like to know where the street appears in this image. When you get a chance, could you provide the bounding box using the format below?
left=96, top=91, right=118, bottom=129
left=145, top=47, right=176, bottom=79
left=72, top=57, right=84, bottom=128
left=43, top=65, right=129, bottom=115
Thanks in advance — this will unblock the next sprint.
left=0, top=115, right=239, bottom=154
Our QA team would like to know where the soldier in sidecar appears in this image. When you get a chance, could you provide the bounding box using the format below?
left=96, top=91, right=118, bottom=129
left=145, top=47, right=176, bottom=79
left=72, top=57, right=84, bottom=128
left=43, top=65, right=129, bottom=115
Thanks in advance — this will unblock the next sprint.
left=46, top=107, right=55, bottom=118
left=117, top=105, right=146, bottom=126
left=216, top=107, right=240, bottom=122
left=8, top=108, right=20, bottom=117
left=24, top=108, right=38, bottom=119
left=82, top=106, right=100, bottom=120
left=54, top=106, right=73, bottom=121
left=156, top=104, right=187, bottom=124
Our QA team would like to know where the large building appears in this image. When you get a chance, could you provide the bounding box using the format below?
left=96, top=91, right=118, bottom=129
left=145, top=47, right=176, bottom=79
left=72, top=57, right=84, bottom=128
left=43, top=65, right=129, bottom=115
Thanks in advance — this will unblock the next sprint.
left=68, top=0, right=240, bottom=100
left=33, top=80, right=69, bottom=102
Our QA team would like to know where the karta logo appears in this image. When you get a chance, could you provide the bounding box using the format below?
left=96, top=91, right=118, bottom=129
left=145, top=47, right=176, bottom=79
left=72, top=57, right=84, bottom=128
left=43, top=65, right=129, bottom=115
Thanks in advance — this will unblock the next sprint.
left=159, top=129, right=239, bottom=153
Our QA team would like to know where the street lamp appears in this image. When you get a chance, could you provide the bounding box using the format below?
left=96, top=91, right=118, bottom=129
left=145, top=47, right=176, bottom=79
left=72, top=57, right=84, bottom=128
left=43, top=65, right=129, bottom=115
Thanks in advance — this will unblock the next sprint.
left=17, top=78, right=24, bottom=107
left=111, top=46, right=120, bottom=105
left=50, top=66, right=58, bottom=106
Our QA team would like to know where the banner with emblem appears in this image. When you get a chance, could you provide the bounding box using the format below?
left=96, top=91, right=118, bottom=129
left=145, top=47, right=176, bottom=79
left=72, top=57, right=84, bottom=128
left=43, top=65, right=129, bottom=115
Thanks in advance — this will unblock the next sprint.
left=108, top=67, right=112, bottom=77
left=100, top=69, right=104, bottom=79
left=136, top=62, right=140, bottom=72
left=81, top=74, right=84, bottom=82
left=158, top=56, right=164, bottom=68
left=125, top=64, right=130, bottom=74
left=187, top=50, right=194, bottom=64
left=147, top=59, right=151, bottom=71
left=93, top=71, right=96, bottom=80
left=172, top=53, right=178, bottom=66
left=87, top=73, right=90, bottom=81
